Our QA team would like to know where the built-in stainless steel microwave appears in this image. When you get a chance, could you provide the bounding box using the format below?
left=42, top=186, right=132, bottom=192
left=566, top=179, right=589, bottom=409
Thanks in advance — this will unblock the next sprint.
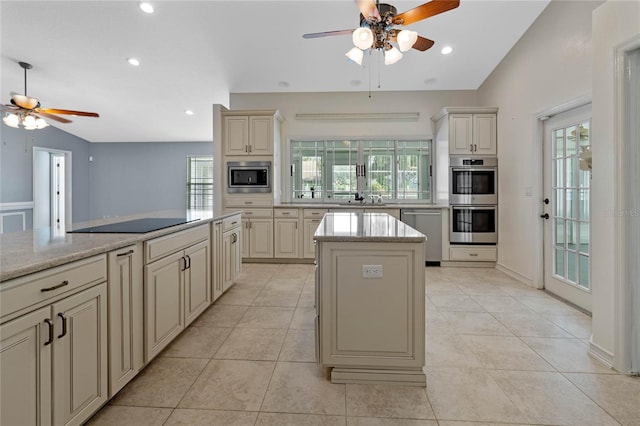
left=227, top=161, right=271, bottom=193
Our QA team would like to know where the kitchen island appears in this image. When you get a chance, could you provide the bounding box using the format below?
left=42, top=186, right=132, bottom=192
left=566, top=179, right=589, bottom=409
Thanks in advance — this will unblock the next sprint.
left=0, top=209, right=242, bottom=426
left=314, top=212, right=427, bottom=386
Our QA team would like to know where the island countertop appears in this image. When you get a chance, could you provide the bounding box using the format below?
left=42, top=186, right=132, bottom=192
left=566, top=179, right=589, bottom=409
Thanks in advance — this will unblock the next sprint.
left=314, top=212, right=426, bottom=243
left=0, top=209, right=241, bottom=282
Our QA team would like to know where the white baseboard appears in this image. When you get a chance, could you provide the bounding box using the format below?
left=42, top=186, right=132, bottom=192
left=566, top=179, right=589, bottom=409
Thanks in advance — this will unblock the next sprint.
left=495, top=262, right=534, bottom=287
left=589, top=339, right=615, bottom=369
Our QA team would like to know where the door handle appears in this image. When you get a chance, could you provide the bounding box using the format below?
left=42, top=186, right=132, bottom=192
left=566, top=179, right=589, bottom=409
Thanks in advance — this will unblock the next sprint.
left=540, top=213, right=549, bottom=219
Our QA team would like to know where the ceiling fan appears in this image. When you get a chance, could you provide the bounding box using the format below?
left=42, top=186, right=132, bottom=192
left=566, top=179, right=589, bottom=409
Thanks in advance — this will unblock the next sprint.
left=303, top=0, right=460, bottom=65
left=1, top=61, right=99, bottom=130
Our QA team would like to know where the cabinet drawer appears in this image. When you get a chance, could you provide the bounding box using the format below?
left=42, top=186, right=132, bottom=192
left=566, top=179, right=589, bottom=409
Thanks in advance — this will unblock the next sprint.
left=145, top=224, right=209, bottom=264
left=242, top=208, right=273, bottom=219
left=304, top=209, right=328, bottom=219
left=223, top=214, right=242, bottom=232
left=449, top=246, right=497, bottom=261
left=1, top=254, right=107, bottom=319
left=274, top=208, right=299, bottom=218
left=225, top=197, right=273, bottom=208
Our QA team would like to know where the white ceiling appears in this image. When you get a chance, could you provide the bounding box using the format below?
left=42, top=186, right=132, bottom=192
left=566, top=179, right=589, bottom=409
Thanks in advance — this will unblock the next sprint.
left=1, top=0, right=549, bottom=143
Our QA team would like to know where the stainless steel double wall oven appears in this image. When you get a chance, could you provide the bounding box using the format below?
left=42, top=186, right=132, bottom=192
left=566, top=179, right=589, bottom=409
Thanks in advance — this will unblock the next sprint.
left=449, top=157, right=498, bottom=244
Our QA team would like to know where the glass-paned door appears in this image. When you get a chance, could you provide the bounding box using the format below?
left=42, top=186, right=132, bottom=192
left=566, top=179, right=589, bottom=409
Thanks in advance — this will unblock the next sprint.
left=542, top=104, right=592, bottom=312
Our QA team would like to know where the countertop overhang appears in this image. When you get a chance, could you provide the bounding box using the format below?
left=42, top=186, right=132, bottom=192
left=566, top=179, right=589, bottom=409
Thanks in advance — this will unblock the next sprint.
left=314, top=212, right=426, bottom=243
left=0, top=209, right=241, bottom=282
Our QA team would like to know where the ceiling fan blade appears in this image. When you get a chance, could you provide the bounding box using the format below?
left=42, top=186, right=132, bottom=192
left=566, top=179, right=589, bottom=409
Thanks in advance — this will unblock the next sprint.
left=36, top=108, right=99, bottom=118
left=412, top=35, right=435, bottom=51
left=393, top=0, right=460, bottom=26
left=34, top=112, right=73, bottom=124
left=1, top=104, right=20, bottom=112
left=355, top=0, right=380, bottom=21
left=303, top=29, right=355, bottom=39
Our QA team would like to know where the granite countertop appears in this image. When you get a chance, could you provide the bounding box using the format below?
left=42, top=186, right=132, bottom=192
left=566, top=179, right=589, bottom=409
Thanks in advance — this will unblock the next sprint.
left=314, top=212, right=426, bottom=242
left=275, top=203, right=449, bottom=209
left=0, top=209, right=241, bottom=282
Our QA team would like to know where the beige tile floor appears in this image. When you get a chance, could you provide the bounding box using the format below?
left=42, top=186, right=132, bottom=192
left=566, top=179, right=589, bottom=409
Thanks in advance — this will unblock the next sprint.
left=87, top=264, right=640, bottom=426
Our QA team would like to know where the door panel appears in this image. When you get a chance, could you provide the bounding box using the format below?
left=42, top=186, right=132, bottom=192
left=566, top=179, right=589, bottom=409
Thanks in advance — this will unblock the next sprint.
left=543, top=105, right=592, bottom=312
left=184, top=241, right=211, bottom=326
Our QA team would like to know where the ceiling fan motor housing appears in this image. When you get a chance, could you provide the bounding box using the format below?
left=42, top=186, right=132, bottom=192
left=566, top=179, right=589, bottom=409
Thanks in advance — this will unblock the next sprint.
left=359, top=4, right=398, bottom=50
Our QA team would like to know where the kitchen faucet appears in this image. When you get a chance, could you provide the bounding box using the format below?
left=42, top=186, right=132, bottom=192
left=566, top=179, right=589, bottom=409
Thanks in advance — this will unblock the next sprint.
left=354, top=192, right=365, bottom=204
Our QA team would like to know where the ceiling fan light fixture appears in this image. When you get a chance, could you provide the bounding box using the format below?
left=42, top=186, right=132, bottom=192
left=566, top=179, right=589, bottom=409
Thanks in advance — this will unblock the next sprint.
left=35, top=117, right=49, bottom=129
left=22, top=114, right=37, bottom=130
left=345, top=47, right=364, bottom=65
left=397, top=30, right=418, bottom=52
left=352, top=27, right=374, bottom=50
left=384, top=46, right=403, bottom=65
left=3, top=113, right=20, bottom=128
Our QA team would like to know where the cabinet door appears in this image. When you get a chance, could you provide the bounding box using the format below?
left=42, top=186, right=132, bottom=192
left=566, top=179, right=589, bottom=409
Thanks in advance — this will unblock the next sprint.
left=144, top=252, right=184, bottom=361
left=241, top=219, right=250, bottom=258
left=222, top=230, right=235, bottom=291
left=303, top=219, right=322, bottom=259
left=449, top=114, right=473, bottom=155
left=473, top=114, right=497, bottom=155
left=249, top=218, right=274, bottom=258
left=212, top=221, right=224, bottom=301
left=107, top=245, right=143, bottom=397
left=249, top=116, right=273, bottom=155
left=224, top=116, right=249, bottom=155
left=184, top=240, right=211, bottom=326
left=274, top=218, right=299, bottom=258
left=52, top=283, right=107, bottom=426
left=233, top=226, right=242, bottom=278
left=0, top=306, right=52, bottom=426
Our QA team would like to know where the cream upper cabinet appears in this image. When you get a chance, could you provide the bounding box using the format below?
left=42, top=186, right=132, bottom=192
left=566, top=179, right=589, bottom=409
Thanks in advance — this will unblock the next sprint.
left=107, top=244, right=143, bottom=398
left=223, top=111, right=281, bottom=156
left=433, top=107, right=498, bottom=156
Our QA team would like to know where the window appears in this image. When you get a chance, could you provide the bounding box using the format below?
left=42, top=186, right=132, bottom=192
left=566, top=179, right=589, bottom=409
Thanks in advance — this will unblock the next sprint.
left=187, top=156, right=213, bottom=209
left=290, top=139, right=431, bottom=202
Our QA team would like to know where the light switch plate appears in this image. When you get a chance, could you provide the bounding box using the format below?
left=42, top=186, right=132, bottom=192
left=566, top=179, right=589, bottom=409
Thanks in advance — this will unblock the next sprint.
left=362, top=265, right=383, bottom=278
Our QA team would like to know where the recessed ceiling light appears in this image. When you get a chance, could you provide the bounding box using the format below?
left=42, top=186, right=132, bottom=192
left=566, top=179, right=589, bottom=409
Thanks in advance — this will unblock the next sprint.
left=127, top=57, right=140, bottom=66
left=138, top=2, right=154, bottom=13
left=277, top=81, right=290, bottom=88
left=184, top=110, right=194, bottom=116
left=441, top=46, right=453, bottom=55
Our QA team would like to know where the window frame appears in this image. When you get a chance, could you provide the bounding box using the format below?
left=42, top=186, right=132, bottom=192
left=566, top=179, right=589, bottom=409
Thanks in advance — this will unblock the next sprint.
left=186, top=155, right=214, bottom=210
left=288, top=138, right=433, bottom=204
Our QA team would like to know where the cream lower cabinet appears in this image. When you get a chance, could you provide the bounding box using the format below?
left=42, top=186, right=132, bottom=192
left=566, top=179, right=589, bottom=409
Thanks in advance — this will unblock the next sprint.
left=220, top=214, right=242, bottom=293
left=0, top=255, right=108, bottom=426
left=303, top=219, right=322, bottom=259
left=107, top=244, right=143, bottom=397
left=242, top=209, right=274, bottom=259
left=144, top=225, right=210, bottom=361
left=274, top=208, right=299, bottom=258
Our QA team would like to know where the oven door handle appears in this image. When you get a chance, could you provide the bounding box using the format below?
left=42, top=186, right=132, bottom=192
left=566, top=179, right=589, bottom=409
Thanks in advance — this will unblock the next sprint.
left=451, top=168, right=496, bottom=173
left=451, top=205, right=497, bottom=211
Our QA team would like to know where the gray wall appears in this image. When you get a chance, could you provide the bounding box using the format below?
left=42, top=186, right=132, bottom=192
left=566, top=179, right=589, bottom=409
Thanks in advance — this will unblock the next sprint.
left=0, top=125, right=212, bottom=225
left=88, top=142, right=212, bottom=219
left=0, top=124, right=92, bottom=222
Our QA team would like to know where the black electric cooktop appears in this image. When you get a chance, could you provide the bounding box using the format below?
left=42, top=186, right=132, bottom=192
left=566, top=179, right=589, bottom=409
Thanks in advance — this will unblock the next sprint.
left=68, top=217, right=200, bottom=234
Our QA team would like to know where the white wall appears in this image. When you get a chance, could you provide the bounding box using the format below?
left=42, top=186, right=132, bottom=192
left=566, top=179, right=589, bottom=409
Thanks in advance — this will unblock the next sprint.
left=230, top=90, right=478, bottom=201
left=477, top=0, right=601, bottom=282
left=591, top=0, right=640, bottom=367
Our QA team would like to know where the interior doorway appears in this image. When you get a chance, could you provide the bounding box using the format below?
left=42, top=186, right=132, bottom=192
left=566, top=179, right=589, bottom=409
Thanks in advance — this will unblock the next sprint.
left=541, top=104, right=592, bottom=313
left=33, top=147, right=72, bottom=231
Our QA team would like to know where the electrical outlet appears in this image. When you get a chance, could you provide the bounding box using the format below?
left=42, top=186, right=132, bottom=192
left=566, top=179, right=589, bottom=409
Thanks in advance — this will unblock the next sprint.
left=362, top=264, right=383, bottom=278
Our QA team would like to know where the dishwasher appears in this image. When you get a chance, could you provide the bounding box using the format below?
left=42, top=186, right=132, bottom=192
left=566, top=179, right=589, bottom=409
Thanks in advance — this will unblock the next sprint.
left=401, top=209, right=442, bottom=266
